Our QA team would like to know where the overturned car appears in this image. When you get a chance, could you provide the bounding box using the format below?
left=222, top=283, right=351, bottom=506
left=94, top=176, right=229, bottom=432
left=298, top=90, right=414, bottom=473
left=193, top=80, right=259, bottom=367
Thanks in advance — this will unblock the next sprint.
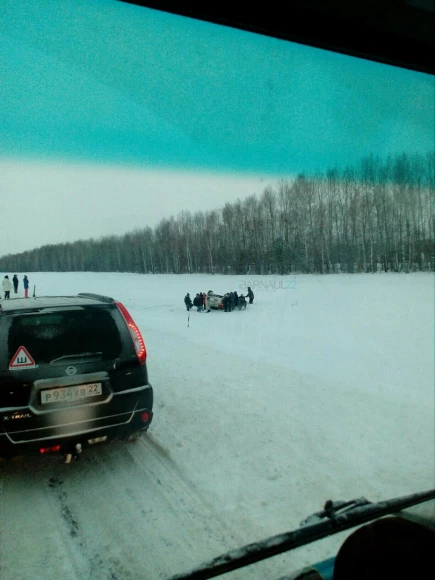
left=206, top=291, right=247, bottom=311
left=206, top=291, right=224, bottom=310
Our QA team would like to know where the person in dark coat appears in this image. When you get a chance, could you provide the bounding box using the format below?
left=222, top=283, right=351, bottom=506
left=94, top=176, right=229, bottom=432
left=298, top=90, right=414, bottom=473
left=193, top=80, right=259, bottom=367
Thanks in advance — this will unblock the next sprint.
left=193, top=293, right=202, bottom=312
left=234, top=291, right=239, bottom=307
left=238, top=294, right=247, bottom=309
left=228, top=292, right=235, bottom=311
left=184, top=293, right=193, bottom=311
left=23, top=275, right=29, bottom=298
left=202, top=292, right=206, bottom=311
left=12, top=274, right=19, bottom=294
left=222, top=293, right=230, bottom=312
left=247, top=286, right=254, bottom=304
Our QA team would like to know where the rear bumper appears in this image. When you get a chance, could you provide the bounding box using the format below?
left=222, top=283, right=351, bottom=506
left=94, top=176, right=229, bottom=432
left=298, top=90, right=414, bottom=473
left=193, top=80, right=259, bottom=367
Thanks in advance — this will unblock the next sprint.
left=0, top=384, right=153, bottom=457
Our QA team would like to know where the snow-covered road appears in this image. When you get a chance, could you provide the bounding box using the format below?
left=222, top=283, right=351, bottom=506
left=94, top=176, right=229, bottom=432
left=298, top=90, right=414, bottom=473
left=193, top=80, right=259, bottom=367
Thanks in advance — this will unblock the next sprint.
left=0, top=435, right=261, bottom=579
left=1, top=272, right=433, bottom=579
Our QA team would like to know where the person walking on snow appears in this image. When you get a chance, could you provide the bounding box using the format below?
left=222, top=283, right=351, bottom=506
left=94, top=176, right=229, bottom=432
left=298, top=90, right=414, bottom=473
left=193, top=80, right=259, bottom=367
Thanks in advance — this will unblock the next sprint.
left=23, top=275, right=29, bottom=298
left=2, top=275, right=12, bottom=299
left=247, top=286, right=254, bottom=304
left=12, top=274, right=19, bottom=294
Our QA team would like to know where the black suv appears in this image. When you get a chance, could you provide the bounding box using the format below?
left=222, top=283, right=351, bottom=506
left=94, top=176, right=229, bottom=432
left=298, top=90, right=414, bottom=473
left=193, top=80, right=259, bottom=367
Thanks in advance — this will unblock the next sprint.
left=0, top=293, right=153, bottom=458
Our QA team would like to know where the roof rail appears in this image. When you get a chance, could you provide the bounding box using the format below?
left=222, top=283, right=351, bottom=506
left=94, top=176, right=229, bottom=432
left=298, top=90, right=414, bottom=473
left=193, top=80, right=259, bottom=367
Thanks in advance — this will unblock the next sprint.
left=77, top=292, right=115, bottom=303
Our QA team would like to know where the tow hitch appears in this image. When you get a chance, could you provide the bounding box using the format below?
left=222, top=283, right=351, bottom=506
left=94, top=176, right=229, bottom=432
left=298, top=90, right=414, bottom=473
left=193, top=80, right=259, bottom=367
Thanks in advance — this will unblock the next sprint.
left=64, top=443, right=82, bottom=464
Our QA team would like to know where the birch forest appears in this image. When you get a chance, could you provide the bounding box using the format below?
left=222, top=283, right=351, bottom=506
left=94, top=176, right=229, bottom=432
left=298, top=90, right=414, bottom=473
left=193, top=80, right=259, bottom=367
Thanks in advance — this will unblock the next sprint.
left=1, top=152, right=433, bottom=275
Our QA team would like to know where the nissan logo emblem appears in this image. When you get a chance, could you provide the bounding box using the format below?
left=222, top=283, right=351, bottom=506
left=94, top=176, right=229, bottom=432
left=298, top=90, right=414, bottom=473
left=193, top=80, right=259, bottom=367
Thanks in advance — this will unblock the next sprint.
left=66, top=366, right=77, bottom=376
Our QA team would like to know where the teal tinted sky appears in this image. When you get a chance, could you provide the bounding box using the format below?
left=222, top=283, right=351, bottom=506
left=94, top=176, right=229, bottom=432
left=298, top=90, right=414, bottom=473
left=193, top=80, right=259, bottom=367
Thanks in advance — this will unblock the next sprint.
left=1, top=0, right=434, bottom=175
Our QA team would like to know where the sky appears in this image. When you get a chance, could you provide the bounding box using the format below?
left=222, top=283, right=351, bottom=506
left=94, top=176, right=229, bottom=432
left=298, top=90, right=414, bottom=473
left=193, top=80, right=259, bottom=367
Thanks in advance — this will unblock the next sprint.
left=1, top=271, right=433, bottom=578
left=0, top=159, right=267, bottom=255
left=0, top=0, right=433, bottom=256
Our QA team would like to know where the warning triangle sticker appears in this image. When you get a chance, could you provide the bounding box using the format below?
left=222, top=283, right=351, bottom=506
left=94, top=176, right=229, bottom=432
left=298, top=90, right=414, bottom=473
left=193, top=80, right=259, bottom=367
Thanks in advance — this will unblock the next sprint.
left=9, top=346, right=36, bottom=369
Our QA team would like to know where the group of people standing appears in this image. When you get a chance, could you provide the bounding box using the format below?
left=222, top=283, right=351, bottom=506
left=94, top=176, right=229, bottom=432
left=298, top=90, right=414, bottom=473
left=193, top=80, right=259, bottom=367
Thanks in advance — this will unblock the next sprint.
left=220, top=286, right=254, bottom=312
left=184, top=286, right=254, bottom=313
left=222, top=291, right=244, bottom=312
left=2, top=274, right=29, bottom=299
left=184, top=292, right=207, bottom=312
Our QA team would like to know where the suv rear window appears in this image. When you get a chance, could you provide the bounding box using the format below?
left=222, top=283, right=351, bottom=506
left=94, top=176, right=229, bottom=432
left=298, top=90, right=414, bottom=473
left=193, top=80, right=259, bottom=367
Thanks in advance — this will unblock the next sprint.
left=8, top=307, right=122, bottom=364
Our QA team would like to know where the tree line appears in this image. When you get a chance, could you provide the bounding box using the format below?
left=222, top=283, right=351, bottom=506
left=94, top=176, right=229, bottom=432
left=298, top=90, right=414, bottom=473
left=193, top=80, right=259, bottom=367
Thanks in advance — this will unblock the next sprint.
left=1, top=151, right=433, bottom=275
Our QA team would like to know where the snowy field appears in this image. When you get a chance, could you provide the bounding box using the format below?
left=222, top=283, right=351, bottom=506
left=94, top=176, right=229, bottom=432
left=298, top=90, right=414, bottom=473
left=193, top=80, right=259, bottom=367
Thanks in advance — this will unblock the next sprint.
left=1, top=271, right=434, bottom=579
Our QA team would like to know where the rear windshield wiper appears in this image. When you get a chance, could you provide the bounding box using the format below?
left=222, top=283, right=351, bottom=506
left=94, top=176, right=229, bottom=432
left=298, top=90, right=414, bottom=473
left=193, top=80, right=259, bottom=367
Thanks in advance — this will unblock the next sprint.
left=50, top=352, right=103, bottom=365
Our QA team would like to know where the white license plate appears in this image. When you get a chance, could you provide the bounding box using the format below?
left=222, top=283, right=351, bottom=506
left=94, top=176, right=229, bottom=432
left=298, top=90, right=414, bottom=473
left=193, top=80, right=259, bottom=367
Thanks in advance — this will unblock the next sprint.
left=41, top=383, right=103, bottom=405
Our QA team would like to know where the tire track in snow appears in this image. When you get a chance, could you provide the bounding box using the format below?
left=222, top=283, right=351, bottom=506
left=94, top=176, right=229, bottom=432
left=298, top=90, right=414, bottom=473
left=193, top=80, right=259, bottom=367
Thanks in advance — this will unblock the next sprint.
left=86, top=435, right=257, bottom=578
left=47, top=476, right=120, bottom=580
left=0, top=457, right=90, bottom=580
left=137, top=433, right=249, bottom=549
left=0, top=439, right=263, bottom=580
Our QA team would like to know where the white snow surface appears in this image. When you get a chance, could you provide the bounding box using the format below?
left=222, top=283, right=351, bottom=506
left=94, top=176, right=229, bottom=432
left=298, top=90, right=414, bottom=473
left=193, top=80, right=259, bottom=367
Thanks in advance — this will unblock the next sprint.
left=0, top=272, right=433, bottom=579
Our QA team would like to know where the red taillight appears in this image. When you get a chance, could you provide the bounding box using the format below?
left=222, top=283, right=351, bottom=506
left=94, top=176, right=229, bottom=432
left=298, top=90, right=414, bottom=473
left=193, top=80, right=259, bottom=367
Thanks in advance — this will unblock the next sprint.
left=39, top=445, right=61, bottom=454
left=115, top=301, right=147, bottom=365
left=141, top=411, right=150, bottom=422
